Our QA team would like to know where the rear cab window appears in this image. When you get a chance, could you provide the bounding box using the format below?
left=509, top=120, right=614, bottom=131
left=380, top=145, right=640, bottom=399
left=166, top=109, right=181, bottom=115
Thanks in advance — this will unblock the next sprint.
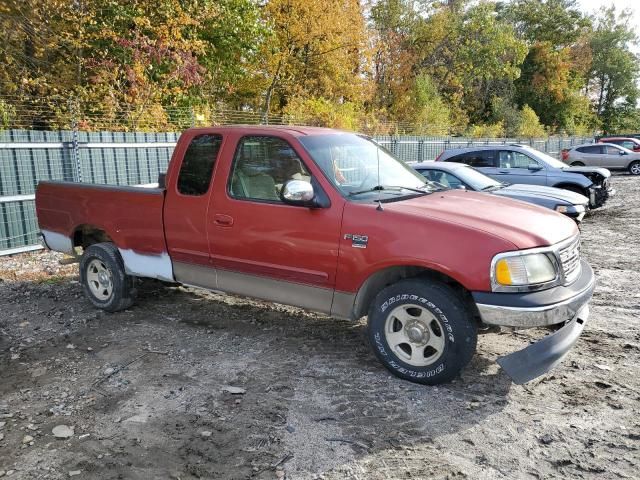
left=177, top=134, right=223, bottom=195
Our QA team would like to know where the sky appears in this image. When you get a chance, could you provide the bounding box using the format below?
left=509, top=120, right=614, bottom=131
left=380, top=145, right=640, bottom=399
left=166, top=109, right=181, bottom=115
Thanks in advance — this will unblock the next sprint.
left=578, top=0, right=640, bottom=29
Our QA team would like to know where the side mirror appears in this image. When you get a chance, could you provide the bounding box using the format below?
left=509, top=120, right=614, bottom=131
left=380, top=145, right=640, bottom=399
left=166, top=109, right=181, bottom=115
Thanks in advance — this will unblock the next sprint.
left=619, top=151, right=628, bottom=155
left=281, top=180, right=317, bottom=207
left=528, top=163, right=543, bottom=171
left=456, top=184, right=466, bottom=190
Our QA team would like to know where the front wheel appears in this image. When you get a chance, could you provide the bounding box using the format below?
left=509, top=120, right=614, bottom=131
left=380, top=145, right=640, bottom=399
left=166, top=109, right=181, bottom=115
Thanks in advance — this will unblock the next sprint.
left=367, top=279, right=477, bottom=385
left=570, top=161, right=585, bottom=167
left=80, top=242, right=136, bottom=312
left=629, top=161, right=640, bottom=175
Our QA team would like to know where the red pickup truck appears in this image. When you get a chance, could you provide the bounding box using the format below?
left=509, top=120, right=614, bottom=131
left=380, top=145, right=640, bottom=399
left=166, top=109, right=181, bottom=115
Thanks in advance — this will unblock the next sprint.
left=36, top=126, right=594, bottom=385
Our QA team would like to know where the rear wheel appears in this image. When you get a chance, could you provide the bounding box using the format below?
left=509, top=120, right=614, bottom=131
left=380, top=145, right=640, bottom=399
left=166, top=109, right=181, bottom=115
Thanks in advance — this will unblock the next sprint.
left=80, top=242, right=136, bottom=312
left=367, top=279, right=477, bottom=385
left=570, top=161, right=585, bottom=167
left=629, top=161, right=640, bottom=175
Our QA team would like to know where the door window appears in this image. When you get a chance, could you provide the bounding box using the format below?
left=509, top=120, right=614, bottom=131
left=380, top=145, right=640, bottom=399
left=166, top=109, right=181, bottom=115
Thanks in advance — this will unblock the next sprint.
left=447, top=151, right=497, bottom=168
left=177, top=134, right=223, bottom=196
left=498, top=151, right=538, bottom=169
left=229, top=136, right=311, bottom=202
left=576, top=145, right=603, bottom=154
left=605, top=145, right=622, bottom=155
left=420, top=170, right=465, bottom=189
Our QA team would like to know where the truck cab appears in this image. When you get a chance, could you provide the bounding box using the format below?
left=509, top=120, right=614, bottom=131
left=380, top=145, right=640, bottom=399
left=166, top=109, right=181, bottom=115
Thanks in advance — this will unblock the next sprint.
left=36, top=126, right=595, bottom=386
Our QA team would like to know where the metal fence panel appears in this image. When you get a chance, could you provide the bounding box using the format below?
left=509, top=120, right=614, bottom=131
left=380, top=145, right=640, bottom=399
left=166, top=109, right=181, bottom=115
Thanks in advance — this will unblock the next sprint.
left=0, top=130, right=595, bottom=255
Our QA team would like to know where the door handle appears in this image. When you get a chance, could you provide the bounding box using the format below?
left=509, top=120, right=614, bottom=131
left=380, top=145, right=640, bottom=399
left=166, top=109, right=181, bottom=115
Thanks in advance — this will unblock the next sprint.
left=213, top=214, right=234, bottom=226
left=498, top=170, right=510, bottom=173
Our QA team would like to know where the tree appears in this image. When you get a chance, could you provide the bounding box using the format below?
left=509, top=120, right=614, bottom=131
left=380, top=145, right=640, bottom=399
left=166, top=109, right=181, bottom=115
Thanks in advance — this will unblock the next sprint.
left=258, top=0, right=369, bottom=116
left=500, top=0, right=590, bottom=47
left=585, top=7, right=639, bottom=133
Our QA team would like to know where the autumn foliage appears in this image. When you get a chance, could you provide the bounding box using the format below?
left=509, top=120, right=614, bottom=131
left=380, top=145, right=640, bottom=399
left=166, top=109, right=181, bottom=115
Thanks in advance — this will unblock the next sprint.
left=0, top=0, right=637, bottom=136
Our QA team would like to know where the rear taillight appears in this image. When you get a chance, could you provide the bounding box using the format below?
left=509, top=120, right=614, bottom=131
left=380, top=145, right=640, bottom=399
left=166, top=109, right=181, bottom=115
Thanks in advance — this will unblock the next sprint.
left=561, top=149, right=569, bottom=161
left=435, top=150, right=445, bottom=161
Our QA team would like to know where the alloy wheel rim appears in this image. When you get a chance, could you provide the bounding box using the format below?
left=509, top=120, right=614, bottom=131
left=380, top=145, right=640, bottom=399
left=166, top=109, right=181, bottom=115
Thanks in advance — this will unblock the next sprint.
left=86, top=259, right=113, bottom=300
left=384, top=304, right=446, bottom=367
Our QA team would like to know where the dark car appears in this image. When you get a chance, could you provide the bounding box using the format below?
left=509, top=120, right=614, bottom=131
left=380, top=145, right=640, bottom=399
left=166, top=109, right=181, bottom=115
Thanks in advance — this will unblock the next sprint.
left=435, top=144, right=613, bottom=208
left=413, top=162, right=589, bottom=222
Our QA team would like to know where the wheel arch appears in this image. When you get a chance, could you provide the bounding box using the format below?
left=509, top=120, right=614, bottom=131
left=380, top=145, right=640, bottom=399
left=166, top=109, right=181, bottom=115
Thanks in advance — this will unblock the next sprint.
left=72, top=224, right=114, bottom=250
left=351, top=265, right=480, bottom=322
left=553, top=182, right=589, bottom=196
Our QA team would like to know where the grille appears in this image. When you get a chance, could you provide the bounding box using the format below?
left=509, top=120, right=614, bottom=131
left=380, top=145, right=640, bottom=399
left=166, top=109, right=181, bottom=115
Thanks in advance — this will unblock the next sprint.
left=558, top=237, right=581, bottom=284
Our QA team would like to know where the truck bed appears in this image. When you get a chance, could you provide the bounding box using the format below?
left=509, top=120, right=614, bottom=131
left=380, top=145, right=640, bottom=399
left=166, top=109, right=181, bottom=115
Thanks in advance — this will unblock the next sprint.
left=36, top=181, right=167, bottom=257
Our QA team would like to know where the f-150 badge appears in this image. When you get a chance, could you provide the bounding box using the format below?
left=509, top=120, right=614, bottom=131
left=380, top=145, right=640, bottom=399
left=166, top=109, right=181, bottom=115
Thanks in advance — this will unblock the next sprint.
left=344, top=234, right=368, bottom=248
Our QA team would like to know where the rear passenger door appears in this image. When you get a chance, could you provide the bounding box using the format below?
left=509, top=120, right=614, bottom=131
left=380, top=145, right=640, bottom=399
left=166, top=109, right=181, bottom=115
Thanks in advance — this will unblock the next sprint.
left=164, top=133, right=223, bottom=269
left=494, top=150, right=547, bottom=185
left=573, top=145, right=603, bottom=166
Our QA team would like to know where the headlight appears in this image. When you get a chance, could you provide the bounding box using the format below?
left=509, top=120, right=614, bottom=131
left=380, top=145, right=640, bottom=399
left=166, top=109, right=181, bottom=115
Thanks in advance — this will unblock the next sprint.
left=555, top=205, right=585, bottom=214
left=492, top=252, right=558, bottom=292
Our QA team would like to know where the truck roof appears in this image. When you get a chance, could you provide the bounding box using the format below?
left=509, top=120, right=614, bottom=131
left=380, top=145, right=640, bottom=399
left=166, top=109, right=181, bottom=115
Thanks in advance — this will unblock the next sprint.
left=184, top=125, right=346, bottom=137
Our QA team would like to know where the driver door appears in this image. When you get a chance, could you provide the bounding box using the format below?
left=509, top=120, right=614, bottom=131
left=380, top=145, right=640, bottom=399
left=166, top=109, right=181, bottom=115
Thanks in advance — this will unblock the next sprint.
left=495, top=150, right=547, bottom=185
left=207, top=134, right=343, bottom=314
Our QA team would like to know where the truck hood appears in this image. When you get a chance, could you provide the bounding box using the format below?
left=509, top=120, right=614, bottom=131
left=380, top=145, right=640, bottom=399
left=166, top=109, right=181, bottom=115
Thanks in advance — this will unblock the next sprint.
left=385, top=190, right=578, bottom=249
left=497, top=184, right=589, bottom=205
left=562, top=166, right=611, bottom=178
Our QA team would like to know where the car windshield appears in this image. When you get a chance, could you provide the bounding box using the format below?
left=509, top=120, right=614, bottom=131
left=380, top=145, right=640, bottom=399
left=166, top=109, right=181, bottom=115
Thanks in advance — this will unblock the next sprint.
left=521, top=146, right=567, bottom=169
left=298, top=133, right=433, bottom=200
left=452, top=165, right=503, bottom=190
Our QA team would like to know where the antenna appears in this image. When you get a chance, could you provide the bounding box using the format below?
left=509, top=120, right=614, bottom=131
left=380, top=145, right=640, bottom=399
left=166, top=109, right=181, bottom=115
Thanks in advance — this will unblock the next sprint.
left=376, top=143, right=383, bottom=211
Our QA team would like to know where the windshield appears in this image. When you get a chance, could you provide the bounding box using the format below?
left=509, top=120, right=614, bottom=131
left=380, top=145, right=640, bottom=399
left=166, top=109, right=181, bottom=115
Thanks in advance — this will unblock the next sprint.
left=298, top=134, right=431, bottom=200
left=522, top=146, right=567, bottom=169
left=454, top=166, right=503, bottom=190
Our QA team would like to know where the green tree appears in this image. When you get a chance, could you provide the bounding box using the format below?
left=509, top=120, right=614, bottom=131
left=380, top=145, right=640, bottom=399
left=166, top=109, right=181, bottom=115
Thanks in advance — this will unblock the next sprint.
left=258, top=0, right=369, bottom=116
left=586, top=7, right=639, bottom=133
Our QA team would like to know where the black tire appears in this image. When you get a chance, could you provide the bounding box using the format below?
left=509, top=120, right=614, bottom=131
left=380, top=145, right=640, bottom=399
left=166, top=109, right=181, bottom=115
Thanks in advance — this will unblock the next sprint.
left=79, top=242, right=136, bottom=312
left=570, top=161, right=585, bottom=167
left=629, top=160, right=640, bottom=176
left=367, top=279, right=477, bottom=385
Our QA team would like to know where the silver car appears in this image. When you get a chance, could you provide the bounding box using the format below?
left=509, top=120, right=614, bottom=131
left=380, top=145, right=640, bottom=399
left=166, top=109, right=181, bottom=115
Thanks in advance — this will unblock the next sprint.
left=563, top=143, right=640, bottom=175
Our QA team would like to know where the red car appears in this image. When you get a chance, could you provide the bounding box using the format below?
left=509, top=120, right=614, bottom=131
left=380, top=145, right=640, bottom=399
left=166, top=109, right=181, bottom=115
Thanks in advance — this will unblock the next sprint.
left=597, top=137, right=640, bottom=152
left=36, top=126, right=594, bottom=385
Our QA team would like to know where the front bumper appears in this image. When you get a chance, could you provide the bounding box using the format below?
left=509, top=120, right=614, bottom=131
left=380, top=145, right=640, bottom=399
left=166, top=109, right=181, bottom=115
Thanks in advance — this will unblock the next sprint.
left=560, top=205, right=586, bottom=223
left=473, top=260, right=595, bottom=328
left=590, top=184, right=615, bottom=208
left=497, top=305, right=589, bottom=384
left=471, top=260, right=595, bottom=383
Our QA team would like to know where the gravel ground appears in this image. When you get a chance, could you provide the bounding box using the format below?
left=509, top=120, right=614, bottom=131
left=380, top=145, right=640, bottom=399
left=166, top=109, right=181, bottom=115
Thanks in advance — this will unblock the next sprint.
left=0, top=175, right=639, bottom=480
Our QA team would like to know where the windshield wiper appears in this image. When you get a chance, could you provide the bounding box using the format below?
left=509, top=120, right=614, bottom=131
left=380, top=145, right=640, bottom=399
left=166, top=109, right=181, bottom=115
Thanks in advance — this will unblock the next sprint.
left=481, top=185, right=502, bottom=191
left=348, top=185, right=430, bottom=197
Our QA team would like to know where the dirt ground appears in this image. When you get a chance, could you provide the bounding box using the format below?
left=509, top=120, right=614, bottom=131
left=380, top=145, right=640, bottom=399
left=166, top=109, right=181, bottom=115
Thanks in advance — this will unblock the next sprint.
left=1, top=175, right=639, bottom=480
